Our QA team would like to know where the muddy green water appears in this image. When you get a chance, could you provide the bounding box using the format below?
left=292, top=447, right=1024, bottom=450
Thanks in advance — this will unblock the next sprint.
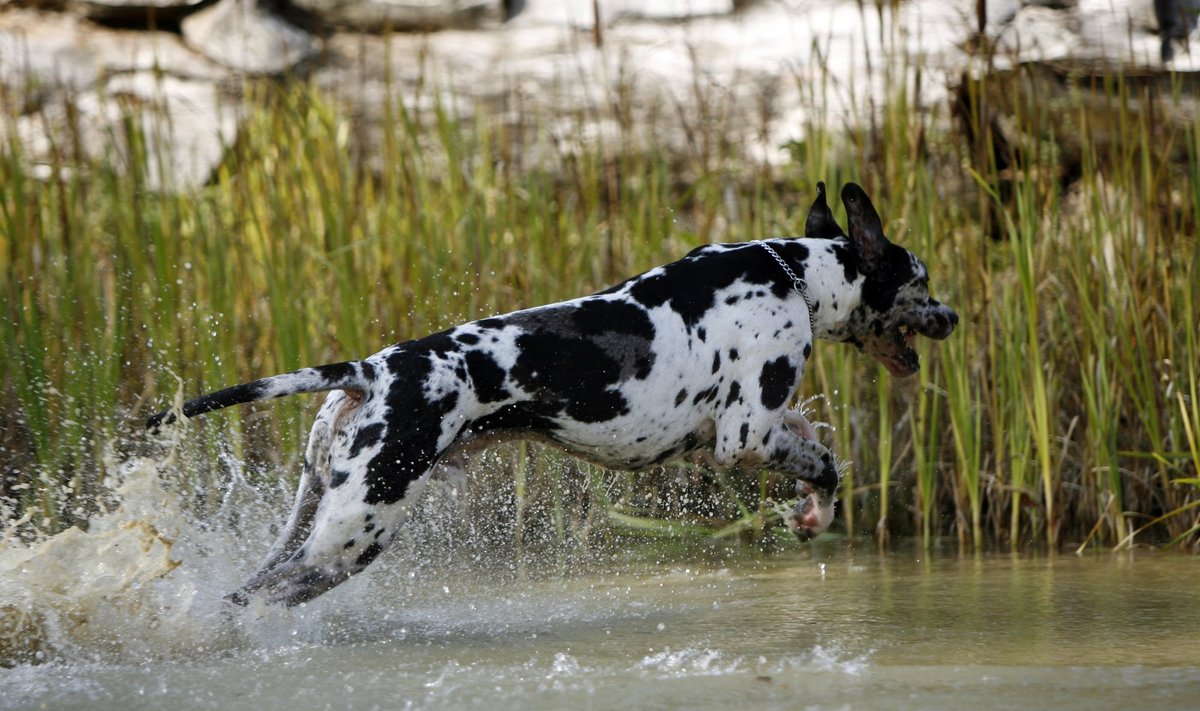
left=4, top=540, right=1198, bottom=711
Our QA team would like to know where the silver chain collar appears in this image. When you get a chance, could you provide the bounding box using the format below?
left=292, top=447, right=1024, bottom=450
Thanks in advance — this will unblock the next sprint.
left=753, top=240, right=816, bottom=328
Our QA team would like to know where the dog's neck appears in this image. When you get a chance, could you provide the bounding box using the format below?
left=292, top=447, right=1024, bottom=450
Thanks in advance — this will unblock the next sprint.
left=791, top=238, right=865, bottom=342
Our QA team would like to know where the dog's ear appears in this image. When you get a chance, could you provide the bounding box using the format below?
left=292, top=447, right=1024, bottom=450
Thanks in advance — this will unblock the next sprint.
left=841, top=182, right=891, bottom=274
left=804, top=181, right=845, bottom=239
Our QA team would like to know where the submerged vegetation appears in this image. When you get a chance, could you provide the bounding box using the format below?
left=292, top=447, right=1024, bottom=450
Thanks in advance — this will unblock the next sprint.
left=2, top=44, right=1198, bottom=554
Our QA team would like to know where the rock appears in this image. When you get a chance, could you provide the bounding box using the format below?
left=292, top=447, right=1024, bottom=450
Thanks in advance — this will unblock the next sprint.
left=507, top=0, right=735, bottom=28
left=313, top=0, right=966, bottom=174
left=994, top=6, right=1080, bottom=61
left=982, top=0, right=1024, bottom=34
left=982, top=0, right=1166, bottom=67
left=181, top=0, right=319, bottom=75
left=289, top=0, right=499, bottom=32
left=16, top=73, right=240, bottom=190
left=0, top=8, right=227, bottom=93
left=1075, top=0, right=1160, bottom=63
left=69, top=0, right=207, bottom=23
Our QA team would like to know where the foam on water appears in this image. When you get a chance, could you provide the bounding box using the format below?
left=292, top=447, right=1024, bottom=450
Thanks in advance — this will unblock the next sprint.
left=0, top=449, right=261, bottom=666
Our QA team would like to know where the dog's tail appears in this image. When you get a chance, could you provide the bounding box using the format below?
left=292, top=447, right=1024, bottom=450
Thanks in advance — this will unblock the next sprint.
left=146, top=361, right=371, bottom=432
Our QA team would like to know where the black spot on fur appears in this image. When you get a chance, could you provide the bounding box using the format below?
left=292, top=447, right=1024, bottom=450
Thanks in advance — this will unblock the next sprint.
left=362, top=338, right=465, bottom=505
left=725, top=381, right=741, bottom=407
left=456, top=332, right=481, bottom=345
left=343, top=539, right=356, bottom=549
left=465, top=350, right=509, bottom=403
left=571, top=299, right=655, bottom=341
left=813, top=453, right=839, bottom=495
left=803, top=343, right=812, bottom=359
left=675, top=388, right=688, bottom=407
left=729, top=348, right=739, bottom=361
left=355, top=542, right=383, bottom=567
left=738, top=422, right=750, bottom=448
left=861, top=244, right=917, bottom=313
left=511, top=337, right=627, bottom=422
left=349, top=422, right=385, bottom=458
left=317, top=361, right=356, bottom=384
left=364, top=522, right=375, bottom=533
left=759, top=356, right=796, bottom=410
left=711, top=352, right=721, bottom=374
left=330, top=469, right=350, bottom=488
left=627, top=245, right=785, bottom=328
left=831, top=242, right=860, bottom=285
left=468, top=402, right=564, bottom=436
left=692, top=384, right=719, bottom=406
left=506, top=301, right=656, bottom=385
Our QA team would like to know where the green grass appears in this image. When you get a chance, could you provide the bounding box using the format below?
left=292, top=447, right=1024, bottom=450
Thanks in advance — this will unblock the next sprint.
left=1, top=49, right=1198, bottom=552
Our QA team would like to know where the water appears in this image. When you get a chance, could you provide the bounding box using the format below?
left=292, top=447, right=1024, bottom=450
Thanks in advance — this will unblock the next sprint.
left=3, top=459, right=1199, bottom=710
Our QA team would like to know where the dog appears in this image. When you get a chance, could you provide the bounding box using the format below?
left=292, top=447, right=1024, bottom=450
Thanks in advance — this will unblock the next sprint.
left=147, top=182, right=957, bottom=606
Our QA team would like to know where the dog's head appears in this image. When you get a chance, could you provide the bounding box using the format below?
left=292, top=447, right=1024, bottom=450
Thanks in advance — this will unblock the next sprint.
left=806, top=182, right=958, bottom=377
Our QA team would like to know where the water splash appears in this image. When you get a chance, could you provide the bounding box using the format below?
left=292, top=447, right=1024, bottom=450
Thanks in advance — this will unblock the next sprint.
left=0, top=437, right=612, bottom=667
left=0, top=449, right=261, bottom=666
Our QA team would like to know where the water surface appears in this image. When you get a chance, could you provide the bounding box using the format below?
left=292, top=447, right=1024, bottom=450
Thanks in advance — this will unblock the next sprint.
left=5, top=532, right=1198, bottom=711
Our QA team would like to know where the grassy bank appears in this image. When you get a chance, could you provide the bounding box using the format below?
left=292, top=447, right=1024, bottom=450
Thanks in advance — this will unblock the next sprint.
left=2, top=55, right=1198, bottom=552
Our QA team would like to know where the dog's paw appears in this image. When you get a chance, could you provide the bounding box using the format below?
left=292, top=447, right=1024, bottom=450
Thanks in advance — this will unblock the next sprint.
left=784, top=479, right=835, bottom=541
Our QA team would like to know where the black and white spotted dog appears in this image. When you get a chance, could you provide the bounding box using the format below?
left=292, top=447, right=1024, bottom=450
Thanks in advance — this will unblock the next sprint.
left=148, top=182, right=957, bottom=606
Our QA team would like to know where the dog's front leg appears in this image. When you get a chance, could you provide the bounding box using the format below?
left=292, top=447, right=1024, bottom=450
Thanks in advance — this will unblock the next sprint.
left=715, top=415, right=838, bottom=540
left=764, top=424, right=839, bottom=540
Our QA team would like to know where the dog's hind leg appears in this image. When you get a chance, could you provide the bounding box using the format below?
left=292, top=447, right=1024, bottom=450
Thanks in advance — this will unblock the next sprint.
left=229, top=391, right=352, bottom=604
left=235, top=474, right=426, bottom=607
left=236, top=422, right=458, bottom=606
left=246, top=467, right=324, bottom=585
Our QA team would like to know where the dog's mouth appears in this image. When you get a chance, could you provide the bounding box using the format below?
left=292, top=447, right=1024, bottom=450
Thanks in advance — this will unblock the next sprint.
left=864, top=317, right=949, bottom=377
left=862, top=324, right=920, bottom=377
left=862, top=303, right=959, bottom=378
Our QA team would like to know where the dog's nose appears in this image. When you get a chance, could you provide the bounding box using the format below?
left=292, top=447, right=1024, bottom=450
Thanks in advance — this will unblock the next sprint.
left=926, top=301, right=958, bottom=338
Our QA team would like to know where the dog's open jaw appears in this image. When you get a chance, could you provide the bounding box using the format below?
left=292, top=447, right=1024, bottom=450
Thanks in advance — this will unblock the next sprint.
left=862, top=306, right=957, bottom=377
